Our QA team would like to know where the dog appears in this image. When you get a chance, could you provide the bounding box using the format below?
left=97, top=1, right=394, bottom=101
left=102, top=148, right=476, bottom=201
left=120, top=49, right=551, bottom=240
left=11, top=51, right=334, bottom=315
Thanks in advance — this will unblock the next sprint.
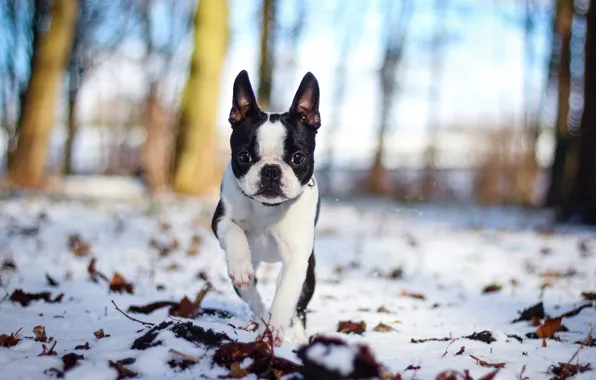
left=211, top=70, right=321, bottom=346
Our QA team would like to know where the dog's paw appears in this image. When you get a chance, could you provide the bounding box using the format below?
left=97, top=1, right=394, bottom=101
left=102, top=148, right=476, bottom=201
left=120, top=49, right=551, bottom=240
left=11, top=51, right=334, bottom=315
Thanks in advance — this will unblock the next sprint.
left=259, top=324, right=285, bottom=347
left=227, top=259, right=254, bottom=289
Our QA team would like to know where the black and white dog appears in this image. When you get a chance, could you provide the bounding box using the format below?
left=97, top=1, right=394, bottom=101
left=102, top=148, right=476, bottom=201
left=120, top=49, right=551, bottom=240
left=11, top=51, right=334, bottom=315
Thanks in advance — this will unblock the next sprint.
left=211, top=70, right=321, bottom=346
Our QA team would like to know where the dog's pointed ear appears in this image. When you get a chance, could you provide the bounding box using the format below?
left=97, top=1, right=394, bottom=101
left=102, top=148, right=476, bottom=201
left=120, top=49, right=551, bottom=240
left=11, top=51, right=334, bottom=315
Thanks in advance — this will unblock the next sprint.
left=229, top=70, right=260, bottom=125
left=290, top=72, right=321, bottom=129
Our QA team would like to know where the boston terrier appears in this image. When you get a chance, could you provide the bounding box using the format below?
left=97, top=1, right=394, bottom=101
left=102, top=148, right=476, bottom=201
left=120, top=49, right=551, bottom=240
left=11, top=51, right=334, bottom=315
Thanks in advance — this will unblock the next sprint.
left=211, top=70, right=321, bottom=346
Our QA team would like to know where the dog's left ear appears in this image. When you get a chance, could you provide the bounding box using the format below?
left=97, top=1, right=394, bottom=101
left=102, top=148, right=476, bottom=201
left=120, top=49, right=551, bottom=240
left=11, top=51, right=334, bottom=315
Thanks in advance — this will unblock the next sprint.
left=290, top=72, right=321, bottom=129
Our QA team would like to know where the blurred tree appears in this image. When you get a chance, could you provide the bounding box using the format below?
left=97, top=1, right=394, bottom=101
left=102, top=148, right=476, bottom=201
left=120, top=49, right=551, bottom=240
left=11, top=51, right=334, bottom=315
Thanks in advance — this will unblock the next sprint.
left=563, top=1, right=596, bottom=223
left=366, top=0, right=412, bottom=195
left=545, top=0, right=574, bottom=207
left=172, top=0, right=229, bottom=195
left=420, top=0, right=446, bottom=200
left=1, top=0, right=46, bottom=169
left=257, top=0, right=277, bottom=109
left=63, top=0, right=131, bottom=175
left=8, top=0, right=78, bottom=187
left=138, top=0, right=193, bottom=192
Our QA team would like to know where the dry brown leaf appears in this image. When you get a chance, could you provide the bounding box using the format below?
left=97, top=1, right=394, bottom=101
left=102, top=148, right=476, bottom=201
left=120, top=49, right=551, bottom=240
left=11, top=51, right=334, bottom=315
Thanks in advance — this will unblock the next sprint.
left=94, top=328, right=110, bottom=339
left=88, top=258, right=108, bottom=283
left=33, top=325, right=47, bottom=342
left=482, top=284, right=502, bottom=294
left=0, top=328, right=22, bottom=348
left=373, top=323, right=394, bottom=332
left=469, top=355, right=506, bottom=369
left=68, top=234, right=91, bottom=256
left=400, top=290, right=425, bottom=300
left=536, top=317, right=562, bottom=339
left=531, top=316, right=541, bottom=327
left=337, top=320, right=366, bottom=335
left=542, top=339, right=547, bottom=348
left=377, top=305, right=391, bottom=313
left=9, top=289, right=63, bottom=307
left=109, top=273, right=134, bottom=294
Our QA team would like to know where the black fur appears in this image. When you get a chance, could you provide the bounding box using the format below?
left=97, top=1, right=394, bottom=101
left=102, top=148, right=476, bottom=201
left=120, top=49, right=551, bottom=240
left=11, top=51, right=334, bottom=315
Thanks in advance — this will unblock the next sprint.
left=211, top=200, right=225, bottom=239
left=295, top=252, right=316, bottom=329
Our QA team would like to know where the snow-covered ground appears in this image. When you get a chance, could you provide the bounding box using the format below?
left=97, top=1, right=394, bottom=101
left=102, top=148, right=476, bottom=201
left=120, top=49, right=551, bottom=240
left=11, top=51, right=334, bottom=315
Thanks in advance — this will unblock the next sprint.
left=0, top=194, right=594, bottom=379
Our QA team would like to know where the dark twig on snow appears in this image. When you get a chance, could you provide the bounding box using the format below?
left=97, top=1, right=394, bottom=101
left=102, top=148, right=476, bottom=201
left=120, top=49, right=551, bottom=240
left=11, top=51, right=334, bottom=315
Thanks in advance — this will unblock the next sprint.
left=441, top=338, right=459, bottom=358
left=168, top=348, right=200, bottom=363
left=111, top=300, right=155, bottom=326
left=567, top=327, right=593, bottom=365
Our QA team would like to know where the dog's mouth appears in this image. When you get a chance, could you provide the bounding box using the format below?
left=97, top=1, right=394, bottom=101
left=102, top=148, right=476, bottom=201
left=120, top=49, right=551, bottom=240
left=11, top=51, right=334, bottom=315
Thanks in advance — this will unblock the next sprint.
left=255, top=186, right=286, bottom=199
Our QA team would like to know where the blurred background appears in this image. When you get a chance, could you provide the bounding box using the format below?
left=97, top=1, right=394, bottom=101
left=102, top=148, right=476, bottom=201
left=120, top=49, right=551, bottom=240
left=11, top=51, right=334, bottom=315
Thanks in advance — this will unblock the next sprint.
left=0, top=0, right=595, bottom=224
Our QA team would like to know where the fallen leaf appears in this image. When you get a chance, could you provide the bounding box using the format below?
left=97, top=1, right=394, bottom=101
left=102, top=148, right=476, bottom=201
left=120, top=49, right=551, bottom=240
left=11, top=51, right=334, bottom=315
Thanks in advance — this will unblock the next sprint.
left=109, top=358, right=138, bottom=379
left=400, top=290, right=425, bottom=300
left=531, top=316, right=541, bottom=326
left=581, top=292, right=596, bottom=301
left=94, top=328, right=110, bottom=339
left=0, top=328, right=22, bottom=348
left=337, top=320, right=366, bottom=335
left=109, top=273, right=134, bottom=294
left=68, top=234, right=91, bottom=256
left=536, top=317, right=562, bottom=339
left=542, top=339, right=547, bottom=347
left=170, top=296, right=199, bottom=318
left=549, top=362, right=592, bottom=379
left=9, top=289, right=63, bottom=307
left=482, top=284, right=502, bottom=294
left=33, top=325, right=47, bottom=342
left=88, top=258, right=108, bottom=283
left=377, top=305, right=391, bottom=313
left=539, top=269, right=578, bottom=279
left=74, top=342, right=90, bottom=350
left=187, top=234, right=202, bottom=256
left=45, top=273, right=59, bottom=287
left=469, top=355, right=506, bottom=369
left=62, top=352, right=84, bottom=372
left=465, top=331, right=496, bottom=344
left=455, top=346, right=465, bottom=356
left=373, top=323, right=395, bottom=332
left=512, top=302, right=545, bottom=323
left=388, top=268, right=404, bottom=280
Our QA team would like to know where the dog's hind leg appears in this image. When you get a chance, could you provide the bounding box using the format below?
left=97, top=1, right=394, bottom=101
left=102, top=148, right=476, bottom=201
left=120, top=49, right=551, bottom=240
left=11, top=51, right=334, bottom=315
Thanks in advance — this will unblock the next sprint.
left=234, top=261, right=265, bottom=319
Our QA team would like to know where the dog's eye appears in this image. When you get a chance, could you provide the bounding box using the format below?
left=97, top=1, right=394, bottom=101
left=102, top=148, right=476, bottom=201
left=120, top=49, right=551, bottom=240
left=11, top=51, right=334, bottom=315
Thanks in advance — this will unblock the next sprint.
left=292, top=153, right=306, bottom=165
left=237, top=151, right=252, bottom=163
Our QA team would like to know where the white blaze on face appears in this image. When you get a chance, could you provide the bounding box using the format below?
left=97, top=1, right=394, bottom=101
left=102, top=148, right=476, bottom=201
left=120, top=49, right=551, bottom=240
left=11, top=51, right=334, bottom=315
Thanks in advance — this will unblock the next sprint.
left=236, top=115, right=304, bottom=204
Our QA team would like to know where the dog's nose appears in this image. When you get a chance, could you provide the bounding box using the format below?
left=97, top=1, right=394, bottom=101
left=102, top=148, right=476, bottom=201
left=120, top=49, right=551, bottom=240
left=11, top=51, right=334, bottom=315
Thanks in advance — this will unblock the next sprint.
left=261, top=164, right=281, bottom=181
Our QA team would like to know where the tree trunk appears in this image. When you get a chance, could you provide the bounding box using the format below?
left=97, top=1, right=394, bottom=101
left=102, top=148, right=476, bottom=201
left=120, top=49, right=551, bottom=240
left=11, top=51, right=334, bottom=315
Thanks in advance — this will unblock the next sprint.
left=257, top=0, right=276, bottom=109
left=566, top=3, right=596, bottom=223
left=64, top=84, right=79, bottom=175
left=8, top=0, right=78, bottom=187
left=545, top=0, right=573, bottom=207
left=172, top=0, right=229, bottom=195
left=141, top=82, right=170, bottom=192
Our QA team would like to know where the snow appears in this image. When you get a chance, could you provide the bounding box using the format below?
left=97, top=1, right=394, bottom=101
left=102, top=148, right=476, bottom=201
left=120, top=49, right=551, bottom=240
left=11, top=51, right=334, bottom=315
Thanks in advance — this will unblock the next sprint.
left=0, top=194, right=595, bottom=379
left=305, top=342, right=358, bottom=376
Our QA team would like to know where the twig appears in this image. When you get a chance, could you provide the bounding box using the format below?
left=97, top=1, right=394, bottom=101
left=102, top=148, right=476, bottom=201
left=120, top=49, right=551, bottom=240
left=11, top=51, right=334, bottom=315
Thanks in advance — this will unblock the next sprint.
left=441, top=338, right=459, bottom=358
left=111, top=300, right=155, bottom=326
left=567, top=326, right=593, bottom=365
left=193, top=282, right=212, bottom=307
left=168, top=348, right=200, bottom=363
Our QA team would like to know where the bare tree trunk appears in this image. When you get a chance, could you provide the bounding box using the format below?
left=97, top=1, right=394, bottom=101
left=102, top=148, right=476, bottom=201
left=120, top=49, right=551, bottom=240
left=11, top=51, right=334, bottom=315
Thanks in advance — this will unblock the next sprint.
left=64, top=71, right=80, bottom=175
left=546, top=0, right=573, bottom=207
left=141, top=82, right=170, bottom=192
left=420, top=0, right=446, bottom=200
left=9, top=0, right=78, bottom=187
left=172, top=0, right=229, bottom=195
left=257, top=0, right=276, bottom=109
left=365, top=0, right=412, bottom=195
left=566, top=3, right=596, bottom=223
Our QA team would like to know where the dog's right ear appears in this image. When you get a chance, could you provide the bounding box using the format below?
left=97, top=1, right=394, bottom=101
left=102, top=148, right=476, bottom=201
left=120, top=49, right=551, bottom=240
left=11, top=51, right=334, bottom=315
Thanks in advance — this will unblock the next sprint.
left=229, top=70, right=260, bottom=125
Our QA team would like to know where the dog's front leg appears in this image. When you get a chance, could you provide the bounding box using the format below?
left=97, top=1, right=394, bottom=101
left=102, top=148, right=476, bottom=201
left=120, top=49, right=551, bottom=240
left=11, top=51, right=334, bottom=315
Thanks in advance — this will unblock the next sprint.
left=266, top=251, right=310, bottom=346
left=218, top=219, right=254, bottom=289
